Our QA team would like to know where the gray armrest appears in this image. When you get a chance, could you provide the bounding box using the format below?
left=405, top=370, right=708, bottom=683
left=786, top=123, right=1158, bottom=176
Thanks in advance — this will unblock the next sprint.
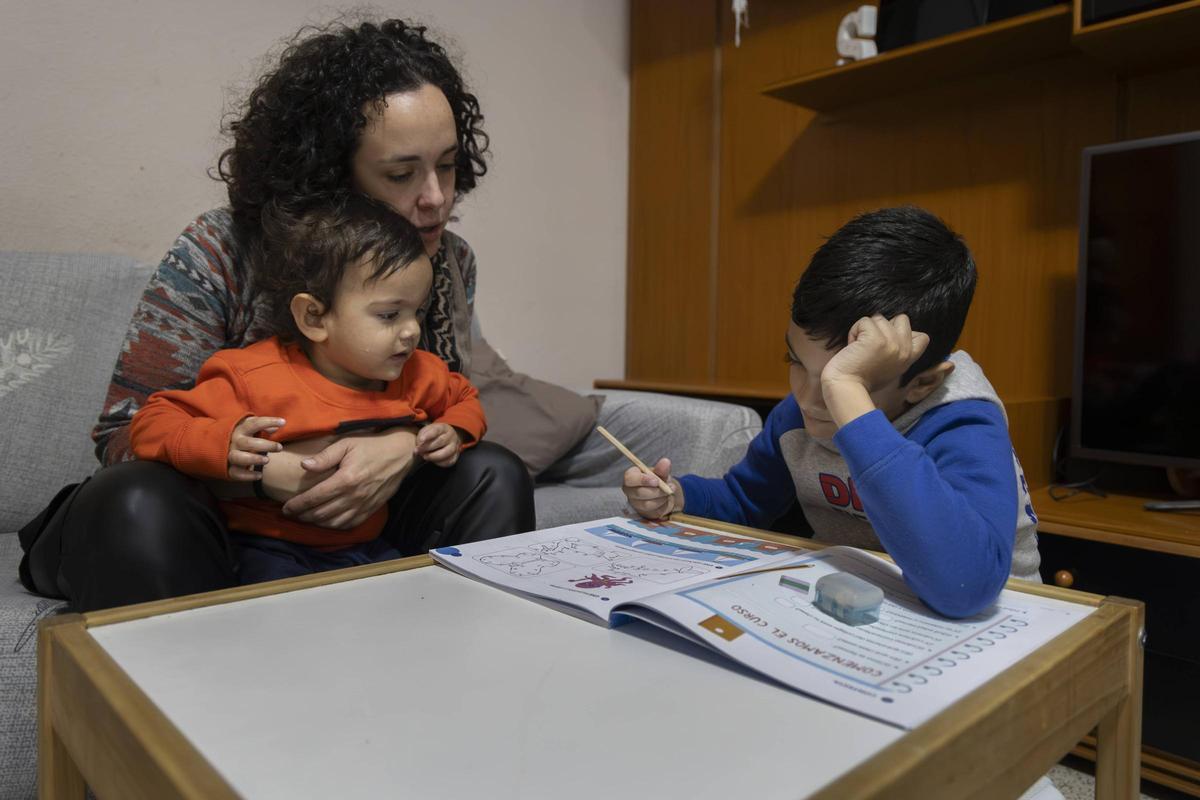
left=601, top=390, right=762, bottom=476
left=538, top=390, right=762, bottom=487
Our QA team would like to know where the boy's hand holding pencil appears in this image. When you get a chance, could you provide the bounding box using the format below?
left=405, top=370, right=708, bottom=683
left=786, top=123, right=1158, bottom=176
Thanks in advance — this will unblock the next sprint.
left=621, top=459, right=681, bottom=520
left=598, top=426, right=684, bottom=520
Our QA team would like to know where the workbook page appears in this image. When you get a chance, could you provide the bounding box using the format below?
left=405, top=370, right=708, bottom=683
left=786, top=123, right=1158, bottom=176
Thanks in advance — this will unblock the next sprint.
left=622, top=547, right=1095, bottom=729
left=431, top=517, right=805, bottom=624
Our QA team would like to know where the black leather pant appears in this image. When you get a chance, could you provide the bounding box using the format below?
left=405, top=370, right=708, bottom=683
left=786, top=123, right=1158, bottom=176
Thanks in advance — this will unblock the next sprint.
left=23, top=442, right=535, bottom=612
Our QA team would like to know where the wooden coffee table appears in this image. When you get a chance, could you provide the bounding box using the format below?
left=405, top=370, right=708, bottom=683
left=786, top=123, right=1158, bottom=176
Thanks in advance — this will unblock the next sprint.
left=38, top=517, right=1144, bottom=799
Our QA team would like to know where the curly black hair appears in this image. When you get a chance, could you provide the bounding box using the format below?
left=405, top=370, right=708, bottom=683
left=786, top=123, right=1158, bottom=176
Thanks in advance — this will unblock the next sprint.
left=217, top=17, right=488, bottom=236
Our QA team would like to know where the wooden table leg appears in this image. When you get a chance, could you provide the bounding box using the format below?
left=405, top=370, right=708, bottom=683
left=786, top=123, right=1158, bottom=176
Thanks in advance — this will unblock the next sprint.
left=1094, top=598, right=1145, bottom=800
left=38, top=615, right=85, bottom=800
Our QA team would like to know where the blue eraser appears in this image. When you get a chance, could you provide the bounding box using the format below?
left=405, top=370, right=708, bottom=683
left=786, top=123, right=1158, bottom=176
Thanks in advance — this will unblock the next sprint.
left=813, top=572, right=883, bottom=626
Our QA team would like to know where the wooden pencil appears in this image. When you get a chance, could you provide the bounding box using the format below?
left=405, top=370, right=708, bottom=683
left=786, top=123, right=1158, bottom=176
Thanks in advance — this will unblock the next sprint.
left=595, top=425, right=675, bottom=495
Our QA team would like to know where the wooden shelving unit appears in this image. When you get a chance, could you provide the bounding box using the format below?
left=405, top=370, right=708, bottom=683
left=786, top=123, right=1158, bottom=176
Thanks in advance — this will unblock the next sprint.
left=761, top=5, right=1074, bottom=111
left=594, top=378, right=785, bottom=402
left=1030, top=486, right=1200, bottom=558
left=1073, top=0, right=1200, bottom=73
left=762, top=1, right=1200, bottom=111
left=1030, top=485, right=1200, bottom=796
left=593, top=378, right=786, bottom=417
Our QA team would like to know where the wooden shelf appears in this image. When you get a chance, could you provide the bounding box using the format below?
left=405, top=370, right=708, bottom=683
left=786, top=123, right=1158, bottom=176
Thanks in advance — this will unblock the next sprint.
left=1030, top=486, right=1200, bottom=558
left=594, top=378, right=786, bottom=402
left=761, top=5, right=1074, bottom=112
left=1073, top=0, right=1200, bottom=73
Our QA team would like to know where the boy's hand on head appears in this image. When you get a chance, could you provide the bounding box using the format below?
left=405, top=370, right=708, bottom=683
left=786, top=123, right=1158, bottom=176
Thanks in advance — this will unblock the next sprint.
left=821, top=314, right=930, bottom=392
left=228, top=416, right=285, bottom=481
left=415, top=422, right=463, bottom=467
left=621, top=457, right=682, bottom=520
left=818, top=315, right=930, bottom=430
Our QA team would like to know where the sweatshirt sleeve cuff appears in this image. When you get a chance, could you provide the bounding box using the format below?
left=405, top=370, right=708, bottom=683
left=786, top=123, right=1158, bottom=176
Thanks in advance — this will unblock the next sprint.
left=437, top=403, right=487, bottom=447
left=676, top=474, right=711, bottom=518
left=832, top=409, right=907, bottom=476
left=170, top=415, right=247, bottom=479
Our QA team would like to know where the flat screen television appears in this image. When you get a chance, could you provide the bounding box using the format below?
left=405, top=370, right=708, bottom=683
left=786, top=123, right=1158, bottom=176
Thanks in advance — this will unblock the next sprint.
left=1071, top=131, right=1200, bottom=471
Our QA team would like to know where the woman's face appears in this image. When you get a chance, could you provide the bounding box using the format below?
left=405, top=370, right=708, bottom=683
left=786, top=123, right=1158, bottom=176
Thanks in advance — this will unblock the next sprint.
left=352, top=84, right=458, bottom=257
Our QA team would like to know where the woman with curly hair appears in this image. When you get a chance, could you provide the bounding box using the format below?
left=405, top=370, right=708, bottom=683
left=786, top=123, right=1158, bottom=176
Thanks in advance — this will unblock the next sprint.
left=20, top=18, right=537, bottom=611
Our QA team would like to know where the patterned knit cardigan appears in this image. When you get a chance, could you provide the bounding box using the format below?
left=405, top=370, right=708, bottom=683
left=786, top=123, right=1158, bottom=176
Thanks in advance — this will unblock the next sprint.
left=93, top=207, right=477, bottom=464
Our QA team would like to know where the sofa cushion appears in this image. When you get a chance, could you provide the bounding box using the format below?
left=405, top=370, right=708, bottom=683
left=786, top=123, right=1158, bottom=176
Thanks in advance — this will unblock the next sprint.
left=0, top=532, right=66, bottom=799
left=0, top=252, right=153, bottom=532
left=471, top=332, right=602, bottom=477
left=539, top=389, right=763, bottom=487
left=531, top=391, right=764, bottom=529
left=533, top=485, right=631, bottom=529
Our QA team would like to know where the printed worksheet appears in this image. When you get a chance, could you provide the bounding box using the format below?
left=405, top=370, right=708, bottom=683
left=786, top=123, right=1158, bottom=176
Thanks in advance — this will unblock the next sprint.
left=432, top=517, right=805, bottom=624
left=434, top=519, right=1096, bottom=729
left=622, top=547, right=1095, bottom=729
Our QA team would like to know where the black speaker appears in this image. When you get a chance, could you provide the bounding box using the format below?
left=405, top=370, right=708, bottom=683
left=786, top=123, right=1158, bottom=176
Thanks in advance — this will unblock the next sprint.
left=876, top=0, right=1064, bottom=53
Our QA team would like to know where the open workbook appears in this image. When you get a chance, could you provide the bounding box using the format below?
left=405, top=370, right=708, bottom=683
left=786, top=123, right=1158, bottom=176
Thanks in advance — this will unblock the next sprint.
left=431, top=516, right=1094, bottom=730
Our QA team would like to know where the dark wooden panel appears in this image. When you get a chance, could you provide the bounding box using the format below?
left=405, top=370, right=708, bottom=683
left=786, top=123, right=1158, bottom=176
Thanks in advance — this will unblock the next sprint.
left=721, top=43, right=1115, bottom=395
left=1010, top=398, right=1070, bottom=490
left=1073, top=0, right=1200, bottom=74
left=626, top=0, right=719, bottom=383
left=705, top=0, right=1117, bottom=484
left=1123, top=64, right=1200, bottom=139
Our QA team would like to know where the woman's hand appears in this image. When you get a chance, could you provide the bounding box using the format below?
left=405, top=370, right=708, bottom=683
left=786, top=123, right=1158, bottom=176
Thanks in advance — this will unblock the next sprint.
left=258, top=435, right=337, bottom=503
left=279, top=427, right=419, bottom=530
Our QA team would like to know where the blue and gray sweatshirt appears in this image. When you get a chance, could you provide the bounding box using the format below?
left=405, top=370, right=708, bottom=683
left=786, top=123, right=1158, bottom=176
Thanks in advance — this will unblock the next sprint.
left=678, top=351, right=1040, bottom=619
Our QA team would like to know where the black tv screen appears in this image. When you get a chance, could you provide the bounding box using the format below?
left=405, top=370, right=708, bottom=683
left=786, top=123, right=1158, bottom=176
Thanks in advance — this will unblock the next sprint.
left=1072, top=131, right=1200, bottom=469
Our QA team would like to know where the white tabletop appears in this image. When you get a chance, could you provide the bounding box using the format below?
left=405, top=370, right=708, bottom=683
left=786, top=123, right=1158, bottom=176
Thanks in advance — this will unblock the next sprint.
left=91, top=566, right=903, bottom=799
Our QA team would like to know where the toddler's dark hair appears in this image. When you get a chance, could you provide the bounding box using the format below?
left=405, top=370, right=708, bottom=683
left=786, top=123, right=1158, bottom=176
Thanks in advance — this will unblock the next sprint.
left=791, top=206, right=977, bottom=384
left=254, top=194, right=427, bottom=343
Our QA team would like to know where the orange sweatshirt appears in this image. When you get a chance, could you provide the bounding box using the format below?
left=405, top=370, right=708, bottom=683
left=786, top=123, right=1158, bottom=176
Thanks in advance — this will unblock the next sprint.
left=131, top=338, right=486, bottom=549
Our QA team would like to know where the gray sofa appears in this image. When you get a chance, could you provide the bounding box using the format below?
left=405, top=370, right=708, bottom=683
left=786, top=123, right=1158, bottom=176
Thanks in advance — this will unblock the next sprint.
left=0, top=250, right=762, bottom=797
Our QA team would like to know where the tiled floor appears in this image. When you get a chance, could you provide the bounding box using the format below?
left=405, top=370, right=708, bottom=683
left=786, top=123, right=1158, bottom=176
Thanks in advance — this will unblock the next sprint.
left=1050, top=756, right=1194, bottom=800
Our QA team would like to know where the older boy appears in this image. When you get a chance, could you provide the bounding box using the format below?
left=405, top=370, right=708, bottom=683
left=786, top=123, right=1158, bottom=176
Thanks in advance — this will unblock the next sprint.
left=623, top=207, right=1039, bottom=619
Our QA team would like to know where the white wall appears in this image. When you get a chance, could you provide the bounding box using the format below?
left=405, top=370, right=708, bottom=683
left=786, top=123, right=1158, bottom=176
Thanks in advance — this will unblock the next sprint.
left=0, top=0, right=629, bottom=392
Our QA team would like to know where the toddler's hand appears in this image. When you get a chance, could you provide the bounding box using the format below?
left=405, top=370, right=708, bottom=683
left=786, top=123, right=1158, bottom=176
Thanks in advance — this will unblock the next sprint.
left=821, top=314, right=930, bottom=392
left=228, top=416, right=285, bottom=481
left=415, top=422, right=463, bottom=467
left=621, top=457, right=682, bottom=520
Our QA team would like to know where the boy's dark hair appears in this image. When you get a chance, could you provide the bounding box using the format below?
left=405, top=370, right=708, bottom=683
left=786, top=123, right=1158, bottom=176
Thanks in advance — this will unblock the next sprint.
left=791, top=206, right=977, bottom=385
left=217, top=17, right=488, bottom=238
left=253, top=194, right=427, bottom=343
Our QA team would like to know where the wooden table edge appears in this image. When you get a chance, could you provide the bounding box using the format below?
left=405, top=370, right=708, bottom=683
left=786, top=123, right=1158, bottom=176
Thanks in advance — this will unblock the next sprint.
left=39, top=555, right=434, bottom=799
left=810, top=595, right=1143, bottom=799
left=83, top=553, right=436, bottom=628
